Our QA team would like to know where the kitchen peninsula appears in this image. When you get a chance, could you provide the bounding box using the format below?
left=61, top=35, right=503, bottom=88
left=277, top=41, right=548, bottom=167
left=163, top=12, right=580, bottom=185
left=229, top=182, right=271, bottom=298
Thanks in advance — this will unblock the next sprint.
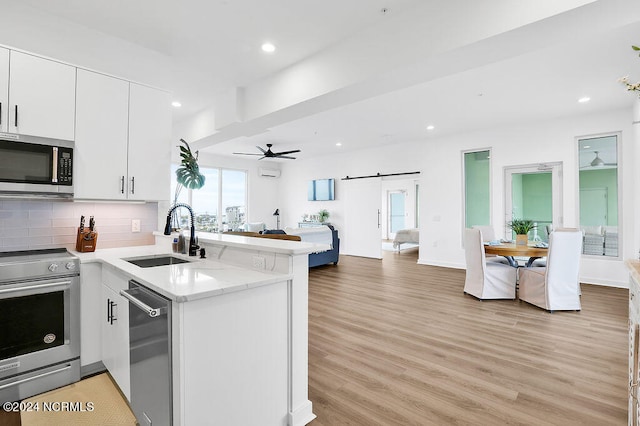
left=77, top=233, right=323, bottom=426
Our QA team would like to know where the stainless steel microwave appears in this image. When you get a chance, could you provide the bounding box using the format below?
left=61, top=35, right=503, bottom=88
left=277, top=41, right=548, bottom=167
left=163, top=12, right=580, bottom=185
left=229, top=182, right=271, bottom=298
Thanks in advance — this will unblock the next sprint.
left=0, top=133, right=73, bottom=198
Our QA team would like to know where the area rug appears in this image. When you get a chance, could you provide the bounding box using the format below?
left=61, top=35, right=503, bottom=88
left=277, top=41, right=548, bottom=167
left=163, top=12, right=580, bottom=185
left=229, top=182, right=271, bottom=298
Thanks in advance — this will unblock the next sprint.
left=381, top=242, right=419, bottom=252
left=21, top=373, right=136, bottom=426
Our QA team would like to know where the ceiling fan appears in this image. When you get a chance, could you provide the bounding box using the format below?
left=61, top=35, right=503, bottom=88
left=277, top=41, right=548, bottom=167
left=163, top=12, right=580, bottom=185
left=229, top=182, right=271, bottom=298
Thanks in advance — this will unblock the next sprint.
left=581, top=151, right=617, bottom=168
left=233, top=143, right=301, bottom=160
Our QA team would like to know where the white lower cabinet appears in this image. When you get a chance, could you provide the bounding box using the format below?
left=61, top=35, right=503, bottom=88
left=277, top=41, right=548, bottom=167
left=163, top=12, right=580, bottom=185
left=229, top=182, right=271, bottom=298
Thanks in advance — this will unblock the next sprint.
left=630, top=273, right=640, bottom=426
left=80, top=263, right=102, bottom=369
left=101, top=269, right=130, bottom=401
left=174, top=279, right=289, bottom=425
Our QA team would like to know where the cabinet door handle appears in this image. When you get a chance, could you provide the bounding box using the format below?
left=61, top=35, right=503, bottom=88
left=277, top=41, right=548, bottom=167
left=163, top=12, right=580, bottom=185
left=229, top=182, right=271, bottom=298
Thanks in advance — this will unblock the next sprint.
left=120, top=176, right=125, bottom=194
left=0, top=102, right=2, bottom=126
left=130, top=176, right=135, bottom=194
left=14, top=105, right=18, bottom=127
left=110, top=300, right=117, bottom=325
left=106, top=298, right=117, bottom=325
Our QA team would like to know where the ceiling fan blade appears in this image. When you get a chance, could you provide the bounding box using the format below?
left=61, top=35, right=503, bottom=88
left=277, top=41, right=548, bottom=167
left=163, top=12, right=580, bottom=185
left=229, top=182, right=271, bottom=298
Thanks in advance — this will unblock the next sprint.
left=276, top=155, right=297, bottom=159
left=256, top=146, right=267, bottom=154
left=233, top=152, right=263, bottom=156
left=273, top=149, right=301, bottom=155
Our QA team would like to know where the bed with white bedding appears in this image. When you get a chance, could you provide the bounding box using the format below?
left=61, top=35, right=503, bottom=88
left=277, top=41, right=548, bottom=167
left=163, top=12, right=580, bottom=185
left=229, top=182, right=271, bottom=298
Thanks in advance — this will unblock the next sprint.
left=392, top=228, right=419, bottom=251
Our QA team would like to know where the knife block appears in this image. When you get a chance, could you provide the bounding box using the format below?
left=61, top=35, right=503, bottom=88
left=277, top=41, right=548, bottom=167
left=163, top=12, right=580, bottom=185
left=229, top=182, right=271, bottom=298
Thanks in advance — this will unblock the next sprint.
left=75, top=228, right=98, bottom=252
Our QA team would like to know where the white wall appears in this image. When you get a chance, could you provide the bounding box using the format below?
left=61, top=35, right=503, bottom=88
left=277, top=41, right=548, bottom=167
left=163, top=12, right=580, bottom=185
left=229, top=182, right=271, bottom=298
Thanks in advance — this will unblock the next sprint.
left=279, top=107, right=637, bottom=287
left=0, top=3, right=171, bottom=89
left=277, top=144, right=424, bottom=231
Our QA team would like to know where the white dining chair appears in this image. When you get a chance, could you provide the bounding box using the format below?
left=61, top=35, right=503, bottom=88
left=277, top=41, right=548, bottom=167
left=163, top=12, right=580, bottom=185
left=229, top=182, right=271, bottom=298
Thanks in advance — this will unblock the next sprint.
left=472, top=225, right=496, bottom=241
left=472, top=225, right=510, bottom=265
left=464, top=228, right=517, bottom=300
left=518, top=228, right=582, bottom=312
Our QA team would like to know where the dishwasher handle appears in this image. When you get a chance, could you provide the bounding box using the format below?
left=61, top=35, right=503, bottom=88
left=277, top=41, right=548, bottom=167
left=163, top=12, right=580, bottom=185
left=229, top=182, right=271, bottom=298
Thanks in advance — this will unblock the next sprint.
left=120, top=288, right=167, bottom=318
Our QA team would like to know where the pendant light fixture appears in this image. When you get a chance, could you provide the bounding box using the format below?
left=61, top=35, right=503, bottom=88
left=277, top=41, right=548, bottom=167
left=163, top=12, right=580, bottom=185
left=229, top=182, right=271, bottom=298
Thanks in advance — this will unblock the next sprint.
left=590, top=151, right=605, bottom=167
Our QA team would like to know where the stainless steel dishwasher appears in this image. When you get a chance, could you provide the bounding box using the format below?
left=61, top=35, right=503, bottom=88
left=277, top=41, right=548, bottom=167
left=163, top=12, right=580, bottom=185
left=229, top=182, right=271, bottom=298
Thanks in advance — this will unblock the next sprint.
left=120, top=280, right=172, bottom=426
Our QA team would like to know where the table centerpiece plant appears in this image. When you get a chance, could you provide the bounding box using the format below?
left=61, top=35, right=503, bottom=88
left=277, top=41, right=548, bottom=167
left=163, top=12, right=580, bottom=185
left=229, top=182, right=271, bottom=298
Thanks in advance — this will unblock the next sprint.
left=508, top=219, right=536, bottom=246
left=318, top=209, right=330, bottom=223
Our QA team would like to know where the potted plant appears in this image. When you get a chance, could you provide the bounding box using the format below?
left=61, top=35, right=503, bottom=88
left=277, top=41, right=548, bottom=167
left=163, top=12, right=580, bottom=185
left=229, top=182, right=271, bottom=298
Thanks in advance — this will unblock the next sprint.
left=508, top=219, right=536, bottom=246
left=318, top=209, right=330, bottom=223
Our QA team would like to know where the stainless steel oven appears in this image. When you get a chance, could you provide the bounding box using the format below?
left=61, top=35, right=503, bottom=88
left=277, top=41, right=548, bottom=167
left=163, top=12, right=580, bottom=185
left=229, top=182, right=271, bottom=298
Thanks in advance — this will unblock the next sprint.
left=0, top=133, right=73, bottom=198
left=0, top=249, right=80, bottom=402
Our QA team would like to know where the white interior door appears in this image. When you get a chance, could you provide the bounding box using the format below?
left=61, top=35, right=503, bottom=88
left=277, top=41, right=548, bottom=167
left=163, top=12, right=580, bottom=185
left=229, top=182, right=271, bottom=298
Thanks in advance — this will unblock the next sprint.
left=343, top=177, right=382, bottom=259
left=580, top=188, right=608, bottom=226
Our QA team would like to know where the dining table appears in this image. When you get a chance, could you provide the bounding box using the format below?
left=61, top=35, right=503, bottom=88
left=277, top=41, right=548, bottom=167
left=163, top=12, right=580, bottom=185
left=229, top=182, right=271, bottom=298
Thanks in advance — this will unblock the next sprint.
left=484, top=242, right=548, bottom=267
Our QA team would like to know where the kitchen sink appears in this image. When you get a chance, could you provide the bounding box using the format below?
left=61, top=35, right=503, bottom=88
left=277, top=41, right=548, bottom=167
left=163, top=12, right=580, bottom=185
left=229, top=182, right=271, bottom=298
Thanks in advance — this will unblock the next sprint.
left=125, top=256, right=191, bottom=268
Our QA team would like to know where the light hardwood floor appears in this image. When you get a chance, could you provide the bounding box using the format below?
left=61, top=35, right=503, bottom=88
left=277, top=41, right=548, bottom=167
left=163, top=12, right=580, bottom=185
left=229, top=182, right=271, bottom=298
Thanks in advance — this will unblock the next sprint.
left=307, top=249, right=628, bottom=425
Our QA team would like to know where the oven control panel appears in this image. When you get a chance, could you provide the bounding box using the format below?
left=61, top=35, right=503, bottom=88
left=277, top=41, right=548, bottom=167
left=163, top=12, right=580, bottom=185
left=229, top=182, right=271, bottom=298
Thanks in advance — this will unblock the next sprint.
left=0, top=249, right=80, bottom=283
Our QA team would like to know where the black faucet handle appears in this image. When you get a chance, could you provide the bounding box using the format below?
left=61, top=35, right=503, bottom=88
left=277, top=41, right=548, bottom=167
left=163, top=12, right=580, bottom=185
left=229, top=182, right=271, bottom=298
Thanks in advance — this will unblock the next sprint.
left=199, top=247, right=206, bottom=259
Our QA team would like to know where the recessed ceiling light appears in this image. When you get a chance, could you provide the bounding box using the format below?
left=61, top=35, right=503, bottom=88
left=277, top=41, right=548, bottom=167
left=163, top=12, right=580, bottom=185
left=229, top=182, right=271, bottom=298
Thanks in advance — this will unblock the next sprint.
left=426, top=125, right=435, bottom=131
left=583, top=145, right=591, bottom=149
left=261, top=43, right=276, bottom=53
left=336, top=142, right=342, bottom=147
left=171, top=101, right=182, bottom=108
left=578, top=96, right=590, bottom=103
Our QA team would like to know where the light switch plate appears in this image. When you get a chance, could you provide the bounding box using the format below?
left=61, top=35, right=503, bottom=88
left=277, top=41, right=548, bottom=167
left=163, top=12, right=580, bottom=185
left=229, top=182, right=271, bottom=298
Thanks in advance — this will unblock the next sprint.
left=131, top=219, right=141, bottom=233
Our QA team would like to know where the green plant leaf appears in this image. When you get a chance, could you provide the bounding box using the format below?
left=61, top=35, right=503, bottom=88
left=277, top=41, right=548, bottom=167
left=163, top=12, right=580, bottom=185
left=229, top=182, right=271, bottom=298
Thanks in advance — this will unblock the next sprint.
left=175, top=139, right=205, bottom=190
left=632, top=45, right=640, bottom=51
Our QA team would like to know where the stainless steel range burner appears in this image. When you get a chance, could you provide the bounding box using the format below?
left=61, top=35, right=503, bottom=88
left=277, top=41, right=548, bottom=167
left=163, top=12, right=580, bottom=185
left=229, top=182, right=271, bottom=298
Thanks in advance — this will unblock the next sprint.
left=0, top=248, right=80, bottom=403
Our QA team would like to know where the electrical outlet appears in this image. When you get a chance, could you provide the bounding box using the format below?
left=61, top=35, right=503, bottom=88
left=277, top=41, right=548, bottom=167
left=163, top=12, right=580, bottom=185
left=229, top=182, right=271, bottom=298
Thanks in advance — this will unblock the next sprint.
left=131, top=219, right=141, bottom=233
left=252, top=255, right=266, bottom=269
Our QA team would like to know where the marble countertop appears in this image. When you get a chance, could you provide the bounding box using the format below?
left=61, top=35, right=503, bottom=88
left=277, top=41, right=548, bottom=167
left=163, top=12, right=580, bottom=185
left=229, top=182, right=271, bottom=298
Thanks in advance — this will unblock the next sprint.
left=626, top=259, right=640, bottom=285
left=75, top=244, right=293, bottom=303
left=155, top=231, right=329, bottom=255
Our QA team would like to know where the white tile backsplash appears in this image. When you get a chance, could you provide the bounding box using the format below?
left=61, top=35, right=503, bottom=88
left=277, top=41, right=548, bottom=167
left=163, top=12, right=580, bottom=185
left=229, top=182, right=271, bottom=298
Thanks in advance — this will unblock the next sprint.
left=0, top=200, right=158, bottom=251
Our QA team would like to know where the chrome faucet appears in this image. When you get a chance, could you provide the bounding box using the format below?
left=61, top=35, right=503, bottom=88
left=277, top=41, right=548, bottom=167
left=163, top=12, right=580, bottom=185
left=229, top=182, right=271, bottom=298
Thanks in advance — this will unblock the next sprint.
left=163, top=203, right=199, bottom=256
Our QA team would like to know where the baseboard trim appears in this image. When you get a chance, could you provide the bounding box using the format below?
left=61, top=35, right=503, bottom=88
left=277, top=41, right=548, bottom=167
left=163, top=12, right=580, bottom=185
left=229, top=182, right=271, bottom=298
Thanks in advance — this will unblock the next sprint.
left=580, top=277, right=627, bottom=289
left=80, top=361, right=106, bottom=379
left=417, top=258, right=465, bottom=269
left=289, top=400, right=315, bottom=426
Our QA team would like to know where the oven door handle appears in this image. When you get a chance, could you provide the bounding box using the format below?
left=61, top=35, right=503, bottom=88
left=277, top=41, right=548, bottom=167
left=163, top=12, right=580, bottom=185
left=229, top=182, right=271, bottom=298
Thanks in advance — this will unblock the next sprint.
left=0, top=363, right=72, bottom=390
left=0, top=280, right=71, bottom=295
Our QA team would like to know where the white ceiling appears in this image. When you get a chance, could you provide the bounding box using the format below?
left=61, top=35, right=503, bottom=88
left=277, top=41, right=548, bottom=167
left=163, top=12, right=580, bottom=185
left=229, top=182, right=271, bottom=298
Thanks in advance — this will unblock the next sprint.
left=205, top=20, right=640, bottom=160
left=21, top=0, right=424, bottom=122
left=17, top=0, right=640, bottom=161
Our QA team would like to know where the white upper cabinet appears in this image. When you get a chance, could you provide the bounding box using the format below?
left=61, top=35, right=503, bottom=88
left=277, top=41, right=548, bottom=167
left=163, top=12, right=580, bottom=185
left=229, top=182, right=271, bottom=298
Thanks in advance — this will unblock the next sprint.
left=8, top=51, right=76, bottom=141
left=74, top=72, right=171, bottom=201
left=0, top=48, right=8, bottom=133
left=74, top=69, right=130, bottom=199
left=127, top=83, right=171, bottom=201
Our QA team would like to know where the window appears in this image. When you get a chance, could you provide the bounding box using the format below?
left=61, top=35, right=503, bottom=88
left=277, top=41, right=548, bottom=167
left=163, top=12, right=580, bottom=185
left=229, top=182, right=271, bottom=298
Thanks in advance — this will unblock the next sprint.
left=463, top=150, right=491, bottom=229
left=578, top=134, right=620, bottom=257
left=504, top=163, right=562, bottom=243
left=170, top=165, right=247, bottom=232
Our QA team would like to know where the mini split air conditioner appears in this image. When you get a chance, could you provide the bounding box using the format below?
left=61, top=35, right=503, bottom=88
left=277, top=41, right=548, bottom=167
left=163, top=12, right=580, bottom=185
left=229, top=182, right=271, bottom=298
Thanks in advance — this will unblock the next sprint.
left=259, top=167, right=281, bottom=178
